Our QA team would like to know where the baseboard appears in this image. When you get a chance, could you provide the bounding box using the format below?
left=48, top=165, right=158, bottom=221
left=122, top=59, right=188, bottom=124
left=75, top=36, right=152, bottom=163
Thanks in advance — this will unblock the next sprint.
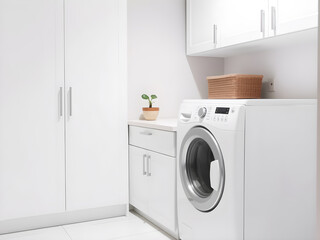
left=0, top=204, right=127, bottom=235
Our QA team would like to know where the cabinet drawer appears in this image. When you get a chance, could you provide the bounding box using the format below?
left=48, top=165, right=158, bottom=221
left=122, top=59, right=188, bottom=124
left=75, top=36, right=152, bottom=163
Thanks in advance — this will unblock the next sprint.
left=129, top=126, right=176, bottom=157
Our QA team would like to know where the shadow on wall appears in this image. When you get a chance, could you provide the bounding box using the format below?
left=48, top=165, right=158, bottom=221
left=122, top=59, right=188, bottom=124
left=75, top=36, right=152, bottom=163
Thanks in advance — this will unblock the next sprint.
left=186, top=56, right=224, bottom=99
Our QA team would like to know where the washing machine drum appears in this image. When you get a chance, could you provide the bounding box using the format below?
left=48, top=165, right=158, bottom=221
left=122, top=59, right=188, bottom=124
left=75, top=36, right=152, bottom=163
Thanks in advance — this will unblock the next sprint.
left=180, top=127, right=225, bottom=212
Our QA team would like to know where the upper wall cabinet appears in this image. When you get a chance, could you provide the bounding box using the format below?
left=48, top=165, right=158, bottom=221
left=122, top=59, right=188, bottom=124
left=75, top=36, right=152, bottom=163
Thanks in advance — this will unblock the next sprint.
left=219, top=0, right=268, bottom=48
left=186, top=0, right=318, bottom=57
left=271, top=0, right=318, bottom=36
left=186, top=0, right=221, bottom=54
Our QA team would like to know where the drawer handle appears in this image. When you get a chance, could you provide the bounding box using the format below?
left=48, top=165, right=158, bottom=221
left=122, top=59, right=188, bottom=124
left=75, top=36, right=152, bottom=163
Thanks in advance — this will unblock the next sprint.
left=140, top=131, right=153, bottom=136
left=143, top=154, right=147, bottom=175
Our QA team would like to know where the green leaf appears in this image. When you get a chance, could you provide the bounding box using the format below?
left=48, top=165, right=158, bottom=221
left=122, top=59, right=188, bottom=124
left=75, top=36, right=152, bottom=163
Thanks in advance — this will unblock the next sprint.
left=141, top=94, right=149, bottom=100
left=150, top=94, right=157, bottom=100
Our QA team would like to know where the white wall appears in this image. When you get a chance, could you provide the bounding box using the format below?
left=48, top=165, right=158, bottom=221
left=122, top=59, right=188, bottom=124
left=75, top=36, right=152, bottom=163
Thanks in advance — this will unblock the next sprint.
left=224, top=36, right=318, bottom=99
left=127, top=0, right=224, bottom=119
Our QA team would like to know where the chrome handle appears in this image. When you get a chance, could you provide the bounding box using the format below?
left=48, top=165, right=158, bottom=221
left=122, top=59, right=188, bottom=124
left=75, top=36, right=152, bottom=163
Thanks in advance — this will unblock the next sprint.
left=59, top=87, right=63, bottom=117
left=140, top=131, right=152, bottom=136
left=143, top=154, right=147, bottom=175
left=271, top=6, right=276, bottom=34
left=260, top=10, right=265, bottom=36
left=69, top=87, right=72, bottom=117
left=213, top=24, right=217, bottom=45
left=147, top=155, right=151, bottom=176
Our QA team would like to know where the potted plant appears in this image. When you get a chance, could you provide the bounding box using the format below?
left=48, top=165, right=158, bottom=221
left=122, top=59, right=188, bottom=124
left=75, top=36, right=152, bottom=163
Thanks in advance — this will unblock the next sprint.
left=141, top=94, right=159, bottom=121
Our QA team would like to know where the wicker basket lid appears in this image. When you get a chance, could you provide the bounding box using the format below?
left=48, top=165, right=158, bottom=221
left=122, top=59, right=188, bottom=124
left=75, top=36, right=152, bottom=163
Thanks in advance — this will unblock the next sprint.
left=207, top=74, right=263, bottom=80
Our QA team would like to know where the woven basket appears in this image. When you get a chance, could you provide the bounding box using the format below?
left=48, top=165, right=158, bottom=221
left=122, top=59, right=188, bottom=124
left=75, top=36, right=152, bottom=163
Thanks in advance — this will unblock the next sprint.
left=207, top=74, right=263, bottom=99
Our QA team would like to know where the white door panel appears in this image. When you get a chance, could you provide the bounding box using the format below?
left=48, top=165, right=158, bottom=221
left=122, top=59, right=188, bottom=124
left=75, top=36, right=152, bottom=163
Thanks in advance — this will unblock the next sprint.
left=220, top=0, right=268, bottom=47
left=65, top=0, right=127, bottom=211
left=129, top=146, right=149, bottom=213
left=187, top=0, right=223, bottom=54
left=148, top=151, right=176, bottom=232
left=0, top=0, right=65, bottom=220
left=272, top=0, right=318, bottom=36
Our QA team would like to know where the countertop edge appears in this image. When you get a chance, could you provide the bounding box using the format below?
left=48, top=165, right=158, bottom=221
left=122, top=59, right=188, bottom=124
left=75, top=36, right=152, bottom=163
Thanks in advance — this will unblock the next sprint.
left=128, top=119, right=177, bottom=132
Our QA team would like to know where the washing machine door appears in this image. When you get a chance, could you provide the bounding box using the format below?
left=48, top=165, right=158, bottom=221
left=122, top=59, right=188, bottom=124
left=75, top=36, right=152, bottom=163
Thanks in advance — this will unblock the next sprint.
left=180, top=126, right=225, bottom=212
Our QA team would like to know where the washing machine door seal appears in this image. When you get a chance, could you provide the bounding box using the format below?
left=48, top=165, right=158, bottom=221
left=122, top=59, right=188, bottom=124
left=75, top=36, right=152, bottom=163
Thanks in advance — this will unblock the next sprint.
left=180, top=126, right=225, bottom=212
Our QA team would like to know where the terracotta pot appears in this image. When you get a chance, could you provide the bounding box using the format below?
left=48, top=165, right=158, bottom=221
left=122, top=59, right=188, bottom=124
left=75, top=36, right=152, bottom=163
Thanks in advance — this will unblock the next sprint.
left=142, top=107, right=159, bottom=121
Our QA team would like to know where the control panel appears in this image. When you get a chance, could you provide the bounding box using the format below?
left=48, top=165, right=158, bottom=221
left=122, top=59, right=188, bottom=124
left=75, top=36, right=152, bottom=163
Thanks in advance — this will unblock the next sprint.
left=206, top=106, right=231, bottom=123
left=179, top=103, right=245, bottom=131
left=188, top=105, right=238, bottom=125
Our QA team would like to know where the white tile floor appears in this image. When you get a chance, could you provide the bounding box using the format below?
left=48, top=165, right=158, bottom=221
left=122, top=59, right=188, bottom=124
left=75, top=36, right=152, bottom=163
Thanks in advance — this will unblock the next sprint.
left=0, top=212, right=175, bottom=240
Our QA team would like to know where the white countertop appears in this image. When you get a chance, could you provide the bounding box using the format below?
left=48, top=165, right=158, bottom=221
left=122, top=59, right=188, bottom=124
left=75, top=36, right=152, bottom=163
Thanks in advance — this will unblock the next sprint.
left=128, top=118, right=177, bottom=132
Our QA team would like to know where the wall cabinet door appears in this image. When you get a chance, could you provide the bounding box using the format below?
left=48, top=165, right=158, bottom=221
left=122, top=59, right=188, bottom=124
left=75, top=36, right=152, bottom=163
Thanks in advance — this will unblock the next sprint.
left=148, top=151, right=176, bottom=233
left=271, top=0, right=318, bottom=36
left=0, top=0, right=65, bottom=220
left=187, top=0, right=318, bottom=56
left=186, top=0, right=223, bottom=54
left=65, top=0, right=127, bottom=211
left=220, top=0, right=268, bottom=47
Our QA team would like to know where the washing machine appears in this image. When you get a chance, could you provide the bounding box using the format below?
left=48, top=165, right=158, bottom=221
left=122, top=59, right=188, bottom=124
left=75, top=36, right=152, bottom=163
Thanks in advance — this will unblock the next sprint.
left=177, top=99, right=317, bottom=240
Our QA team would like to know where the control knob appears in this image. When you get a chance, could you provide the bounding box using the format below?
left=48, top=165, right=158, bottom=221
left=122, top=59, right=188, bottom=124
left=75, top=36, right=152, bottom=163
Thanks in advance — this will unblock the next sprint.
left=198, top=107, right=207, bottom=118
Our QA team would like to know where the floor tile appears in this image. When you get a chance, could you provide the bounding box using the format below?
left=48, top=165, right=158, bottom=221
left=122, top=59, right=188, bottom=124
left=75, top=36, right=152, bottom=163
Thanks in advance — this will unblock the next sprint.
left=0, top=227, right=70, bottom=240
left=0, top=212, right=174, bottom=240
left=117, top=231, right=172, bottom=240
left=63, top=213, right=157, bottom=240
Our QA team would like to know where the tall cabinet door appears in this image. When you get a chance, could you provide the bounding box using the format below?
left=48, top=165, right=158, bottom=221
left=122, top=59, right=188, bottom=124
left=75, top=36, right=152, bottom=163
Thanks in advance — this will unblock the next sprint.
left=65, top=0, right=127, bottom=211
left=271, top=0, right=318, bottom=36
left=220, top=0, right=268, bottom=47
left=0, top=0, right=65, bottom=220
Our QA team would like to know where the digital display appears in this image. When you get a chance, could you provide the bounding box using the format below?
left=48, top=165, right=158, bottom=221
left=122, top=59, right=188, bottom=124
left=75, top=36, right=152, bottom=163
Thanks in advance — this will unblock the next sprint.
left=215, top=107, right=230, bottom=114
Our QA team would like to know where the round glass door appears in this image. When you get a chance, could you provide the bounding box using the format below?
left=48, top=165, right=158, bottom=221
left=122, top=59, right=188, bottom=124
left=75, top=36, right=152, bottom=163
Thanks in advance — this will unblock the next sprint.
left=179, top=127, right=225, bottom=212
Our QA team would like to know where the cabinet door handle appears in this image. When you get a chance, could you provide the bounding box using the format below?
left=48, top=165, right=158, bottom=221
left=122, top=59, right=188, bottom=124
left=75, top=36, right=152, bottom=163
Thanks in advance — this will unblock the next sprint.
left=59, top=87, right=63, bottom=118
left=260, top=10, right=265, bottom=36
left=213, top=24, right=217, bottom=46
left=147, top=155, right=151, bottom=176
left=143, top=154, right=147, bottom=175
left=69, top=87, right=73, bottom=117
left=271, top=6, right=277, bottom=34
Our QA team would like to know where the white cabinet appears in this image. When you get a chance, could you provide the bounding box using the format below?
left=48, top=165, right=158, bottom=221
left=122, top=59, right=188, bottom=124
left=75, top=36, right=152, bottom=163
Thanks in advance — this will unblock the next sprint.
left=219, top=0, right=269, bottom=47
left=129, top=147, right=149, bottom=212
left=187, top=0, right=318, bottom=56
left=187, top=0, right=268, bottom=54
left=0, top=0, right=127, bottom=227
left=0, top=0, right=65, bottom=220
left=65, top=0, right=127, bottom=211
left=147, top=150, right=176, bottom=232
left=129, top=146, right=176, bottom=234
left=186, top=0, right=222, bottom=54
left=271, top=0, right=318, bottom=36
left=129, top=126, right=177, bottom=235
